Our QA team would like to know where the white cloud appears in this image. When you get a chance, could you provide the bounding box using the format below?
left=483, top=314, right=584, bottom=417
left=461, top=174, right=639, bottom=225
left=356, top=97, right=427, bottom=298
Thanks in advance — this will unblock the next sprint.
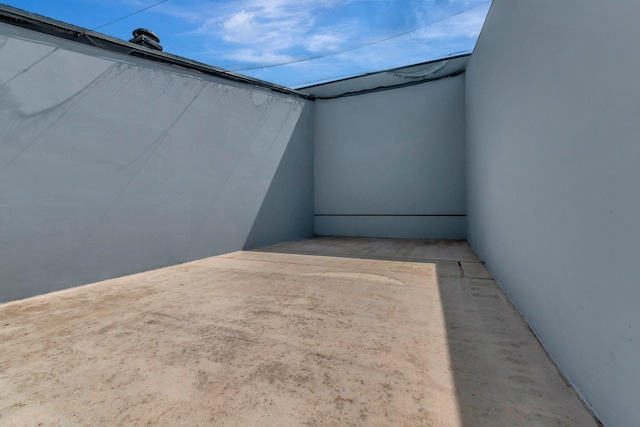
left=155, top=0, right=355, bottom=66
left=223, top=10, right=255, bottom=35
left=168, top=4, right=294, bottom=63
left=151, top=0, right=490, bottom=84
left=219, top=7, right=312, bottom=52
left=224, top=48, right=295, bottom=65
left=306, top=33, right=344, bottom=53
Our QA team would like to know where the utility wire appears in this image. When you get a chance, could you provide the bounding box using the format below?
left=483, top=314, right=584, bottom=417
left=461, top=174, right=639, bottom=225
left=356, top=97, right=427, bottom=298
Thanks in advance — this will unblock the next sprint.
left=232, top=0, right=490, bottom=72
left=92, top=0, right=170, bottom=31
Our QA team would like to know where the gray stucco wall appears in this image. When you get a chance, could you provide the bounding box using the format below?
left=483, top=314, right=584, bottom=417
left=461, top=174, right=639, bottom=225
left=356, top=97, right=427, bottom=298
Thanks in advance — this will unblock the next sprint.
left=313, top=76, right=467, bottom=239
left=0, top=23, right=313, bottom=303
left=465, top=1, right=640, bottom=425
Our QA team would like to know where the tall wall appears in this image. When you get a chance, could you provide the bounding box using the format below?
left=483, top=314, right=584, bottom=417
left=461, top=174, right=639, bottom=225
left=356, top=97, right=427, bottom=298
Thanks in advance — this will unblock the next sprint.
left=0, top=23, right=313, bottom=303
left=465, top=1, right=640, bottom=425
left=313, top=76, right=466, bottom=239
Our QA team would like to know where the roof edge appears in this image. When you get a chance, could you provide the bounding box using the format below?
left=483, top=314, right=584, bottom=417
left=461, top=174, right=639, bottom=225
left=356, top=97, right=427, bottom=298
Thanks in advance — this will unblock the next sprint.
left=0, top=5, right=314, bottom=100
left=295, top=53, right=471, bottom=92
left=312, top=70, right=466, bottom=100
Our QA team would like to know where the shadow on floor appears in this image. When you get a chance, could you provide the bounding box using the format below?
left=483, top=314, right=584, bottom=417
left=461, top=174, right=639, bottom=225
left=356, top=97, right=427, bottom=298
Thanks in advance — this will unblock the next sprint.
left=256, top=236, right=599, bottom=426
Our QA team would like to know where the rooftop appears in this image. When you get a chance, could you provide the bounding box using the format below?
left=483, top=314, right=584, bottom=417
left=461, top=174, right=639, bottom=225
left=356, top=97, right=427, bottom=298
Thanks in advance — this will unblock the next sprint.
left=0, top=238, right=598, bottom=426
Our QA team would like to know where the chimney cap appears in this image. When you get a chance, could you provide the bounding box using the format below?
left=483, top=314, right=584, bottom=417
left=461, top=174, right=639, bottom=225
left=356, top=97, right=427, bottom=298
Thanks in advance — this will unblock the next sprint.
left=132, top=28, right=160, bottom=43
left=129, top=28, right=163, bottom=51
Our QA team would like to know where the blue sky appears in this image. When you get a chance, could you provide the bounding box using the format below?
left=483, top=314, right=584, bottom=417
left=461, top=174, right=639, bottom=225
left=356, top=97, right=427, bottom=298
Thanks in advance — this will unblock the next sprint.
left=3, top=0, right=491, bottom=88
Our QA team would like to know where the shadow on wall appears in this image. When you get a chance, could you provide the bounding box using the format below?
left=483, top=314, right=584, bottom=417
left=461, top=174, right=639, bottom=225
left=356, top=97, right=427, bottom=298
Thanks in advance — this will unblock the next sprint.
left=243, top=104, right=314, bottom=250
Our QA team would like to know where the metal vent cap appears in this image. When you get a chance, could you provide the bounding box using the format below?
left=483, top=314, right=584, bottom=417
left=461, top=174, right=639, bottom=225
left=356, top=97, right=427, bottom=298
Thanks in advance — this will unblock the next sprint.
left=129, top=28, right=162, bottom=51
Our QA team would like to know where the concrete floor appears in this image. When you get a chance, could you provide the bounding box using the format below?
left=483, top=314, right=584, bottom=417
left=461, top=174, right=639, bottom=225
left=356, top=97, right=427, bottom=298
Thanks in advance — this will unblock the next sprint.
left=0, top=237, right=597, bottom=426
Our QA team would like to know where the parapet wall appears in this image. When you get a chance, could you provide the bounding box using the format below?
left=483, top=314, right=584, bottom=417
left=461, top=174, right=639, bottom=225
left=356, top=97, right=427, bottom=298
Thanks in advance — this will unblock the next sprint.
left=0, top=22, right=314, bottom=302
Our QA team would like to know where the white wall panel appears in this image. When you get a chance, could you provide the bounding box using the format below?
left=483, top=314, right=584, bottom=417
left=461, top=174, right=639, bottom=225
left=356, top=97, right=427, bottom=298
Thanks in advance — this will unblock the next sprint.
left=313, top=75, right=466, bottom=238
left=0, top=23, right=313, bottom=302
left=466, top=1, right=640, bottom=425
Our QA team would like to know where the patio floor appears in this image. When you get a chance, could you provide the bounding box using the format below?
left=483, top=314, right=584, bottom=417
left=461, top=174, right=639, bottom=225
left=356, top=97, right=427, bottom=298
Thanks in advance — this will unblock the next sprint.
left=0, top=237, right=598, bottom=426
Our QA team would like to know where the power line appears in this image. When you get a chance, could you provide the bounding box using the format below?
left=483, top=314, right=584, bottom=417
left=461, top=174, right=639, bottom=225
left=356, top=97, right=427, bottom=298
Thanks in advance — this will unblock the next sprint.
left=92, top=0, right=170, bottom=31
left=232, top=1, right=490, bottom=72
